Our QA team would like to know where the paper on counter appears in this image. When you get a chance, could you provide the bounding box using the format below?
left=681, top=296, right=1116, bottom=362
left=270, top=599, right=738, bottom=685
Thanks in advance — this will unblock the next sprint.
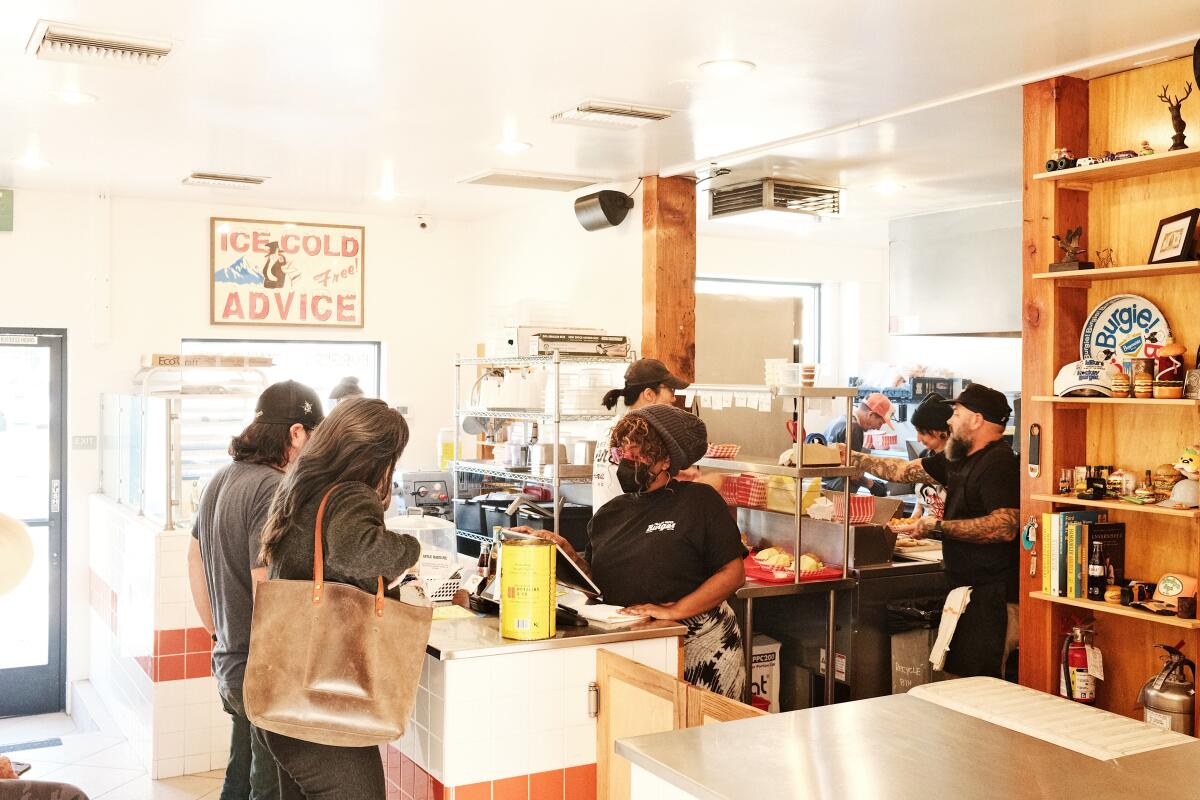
left=432, top=605, right=478, bottom=621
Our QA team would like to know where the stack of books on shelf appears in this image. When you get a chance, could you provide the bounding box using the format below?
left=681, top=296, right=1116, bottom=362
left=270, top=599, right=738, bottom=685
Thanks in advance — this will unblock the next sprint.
left=1041, top=510, right=1126, bottom=598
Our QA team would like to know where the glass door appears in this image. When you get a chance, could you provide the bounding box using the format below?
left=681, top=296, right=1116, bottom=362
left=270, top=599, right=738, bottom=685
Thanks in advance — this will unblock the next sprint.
left=0, top=331, right=66, bottom=716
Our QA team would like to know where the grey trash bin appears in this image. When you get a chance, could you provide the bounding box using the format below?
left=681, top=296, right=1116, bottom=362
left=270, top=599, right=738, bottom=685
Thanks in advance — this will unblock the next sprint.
left=888, top=596, right=945, bottom=693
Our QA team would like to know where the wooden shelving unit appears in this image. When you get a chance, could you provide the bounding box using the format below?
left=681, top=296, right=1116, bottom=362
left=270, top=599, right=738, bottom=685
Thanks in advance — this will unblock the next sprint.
left=1032, top=147, right=1200, bottom=186
left=1029, top=493, right=1200, bottom=518
left=1030, top=395, right=1200, bottom=407
left=1021, top=59, right=1200, bottom=735
left=1031, top=260, right=1200, bottom=282
left=1029, top=592, right=1200, bottom=630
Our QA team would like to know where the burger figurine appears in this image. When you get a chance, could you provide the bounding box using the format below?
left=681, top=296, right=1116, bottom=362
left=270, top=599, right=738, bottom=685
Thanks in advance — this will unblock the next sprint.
left=1154, top=463, right=1184, bottom=499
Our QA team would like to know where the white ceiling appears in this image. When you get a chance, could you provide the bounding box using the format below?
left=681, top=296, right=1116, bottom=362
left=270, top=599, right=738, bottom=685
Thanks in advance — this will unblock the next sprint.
left=1, top=1, right=1198, bottom=225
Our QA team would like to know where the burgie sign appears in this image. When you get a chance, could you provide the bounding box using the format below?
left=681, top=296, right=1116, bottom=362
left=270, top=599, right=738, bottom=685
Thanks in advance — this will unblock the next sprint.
left=210, top=217, right=365, bottom=328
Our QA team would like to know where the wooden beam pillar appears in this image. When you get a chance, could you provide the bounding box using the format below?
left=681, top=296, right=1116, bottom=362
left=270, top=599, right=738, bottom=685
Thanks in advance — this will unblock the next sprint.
left=1020, top=76, right=1089, bottom=694
left=641, top=175, right=697, bottom=380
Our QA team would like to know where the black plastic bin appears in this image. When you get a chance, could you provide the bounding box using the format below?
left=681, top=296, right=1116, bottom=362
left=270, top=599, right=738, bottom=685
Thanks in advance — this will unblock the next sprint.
left=887, top=595, right=946, bottom=693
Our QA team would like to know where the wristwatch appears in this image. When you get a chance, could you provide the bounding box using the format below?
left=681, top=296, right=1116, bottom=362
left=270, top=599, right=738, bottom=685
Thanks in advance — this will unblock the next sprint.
left=930, top=520, right=944, bottom=537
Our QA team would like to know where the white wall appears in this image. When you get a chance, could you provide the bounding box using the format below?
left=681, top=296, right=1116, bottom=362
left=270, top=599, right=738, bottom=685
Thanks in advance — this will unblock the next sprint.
left=0, top=188, right=477, bottom=683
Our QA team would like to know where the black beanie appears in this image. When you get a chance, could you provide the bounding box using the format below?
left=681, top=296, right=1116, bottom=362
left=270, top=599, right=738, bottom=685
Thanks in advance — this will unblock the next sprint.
left=628, top=405, right=708, bottom=475
left=911, top=392, right=952, bottom=432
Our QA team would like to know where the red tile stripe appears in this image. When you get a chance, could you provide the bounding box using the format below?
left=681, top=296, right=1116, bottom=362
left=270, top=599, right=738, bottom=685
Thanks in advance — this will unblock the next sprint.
left=383, top=745, right=597, bottom=800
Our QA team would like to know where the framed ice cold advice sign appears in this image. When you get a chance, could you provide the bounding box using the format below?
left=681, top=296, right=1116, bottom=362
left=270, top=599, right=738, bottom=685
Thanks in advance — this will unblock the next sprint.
left=210, top=217, right=365, bottom=328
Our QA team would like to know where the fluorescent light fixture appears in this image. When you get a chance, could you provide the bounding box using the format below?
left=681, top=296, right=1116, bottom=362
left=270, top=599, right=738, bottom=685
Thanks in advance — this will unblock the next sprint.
left=54, top=89, right=96, bottom=104
left=182, top=172, right=267, bottom=189
left=698, top=59, right=756, bottom=77
left=873, top=180, right=904, bottom=194
left=495, top=140, right=533, bottom=155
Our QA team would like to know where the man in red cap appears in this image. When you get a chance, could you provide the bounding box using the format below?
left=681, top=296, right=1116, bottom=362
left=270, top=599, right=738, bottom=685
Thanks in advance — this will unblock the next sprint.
left=822, top=392, right=894, bottom=495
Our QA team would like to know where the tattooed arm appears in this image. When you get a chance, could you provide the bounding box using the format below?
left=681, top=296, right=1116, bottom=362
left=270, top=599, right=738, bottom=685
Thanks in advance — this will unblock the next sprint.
left=849, top=451, right=937, bottom=486
left=904, top=508, right=1020, bottom=544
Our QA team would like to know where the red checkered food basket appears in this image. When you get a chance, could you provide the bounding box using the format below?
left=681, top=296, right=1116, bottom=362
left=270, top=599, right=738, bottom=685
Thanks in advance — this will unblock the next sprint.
left=719, top=474, right=739, bottom=506
left=705, top=443, right=742, bottom=459
left=734, top=473, right=768, bottom=508
left=832, top=494, right=875, bottom=524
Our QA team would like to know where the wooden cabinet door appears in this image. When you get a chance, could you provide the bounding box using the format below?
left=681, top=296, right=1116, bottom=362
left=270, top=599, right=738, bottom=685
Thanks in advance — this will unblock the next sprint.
left=685, top=684, right=768, bottom=727
left=596, top=649, right=688, bottom=800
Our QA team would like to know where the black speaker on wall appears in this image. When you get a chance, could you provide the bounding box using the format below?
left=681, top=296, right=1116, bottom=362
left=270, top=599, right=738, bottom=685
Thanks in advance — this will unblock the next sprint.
left=574, top=190, right=634, bottom=231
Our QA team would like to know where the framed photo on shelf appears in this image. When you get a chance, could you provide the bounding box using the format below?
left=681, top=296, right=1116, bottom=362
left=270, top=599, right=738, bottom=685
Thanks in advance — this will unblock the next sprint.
left=1148, top=208, right=1200, bottom=264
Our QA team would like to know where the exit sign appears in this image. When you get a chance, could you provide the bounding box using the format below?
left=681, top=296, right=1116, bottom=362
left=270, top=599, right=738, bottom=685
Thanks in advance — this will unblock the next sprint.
left=0, top=189, right=11, bottom=232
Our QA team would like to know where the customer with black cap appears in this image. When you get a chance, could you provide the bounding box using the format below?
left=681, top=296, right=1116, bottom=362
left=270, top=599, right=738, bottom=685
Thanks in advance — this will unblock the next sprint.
left=909, top=392, right=953, bottom=520
left=524, top=404, right=748, bottom=698
left=841, top=384, right=1019, bottom=678
left=594, top=357, right=692, bottom=510
left=187, top=379, right=324, bottom=800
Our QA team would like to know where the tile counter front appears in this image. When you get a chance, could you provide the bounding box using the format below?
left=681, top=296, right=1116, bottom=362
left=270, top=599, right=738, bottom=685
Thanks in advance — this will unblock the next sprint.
left=386, top=615, right=685, bottom=800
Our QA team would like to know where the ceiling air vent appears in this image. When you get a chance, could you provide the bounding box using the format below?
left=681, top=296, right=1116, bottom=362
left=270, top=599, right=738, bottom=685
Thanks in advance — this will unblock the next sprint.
left=709, top=179, right=840, bottom=219
left=182, top=172, right=268, bottom=189
left=552, top=100, right=673, bottom=130
left=26, top=20, right=172, bottom=66
left=459, top=170, right=608, bottom=192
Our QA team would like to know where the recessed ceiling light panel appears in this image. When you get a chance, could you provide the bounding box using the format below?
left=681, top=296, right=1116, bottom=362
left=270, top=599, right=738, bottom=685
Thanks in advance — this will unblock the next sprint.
left=698, top=59, right=757, bottom=77
left=54, top=89, right=97, bottom=104
left=495, top=141, right=533, bottom=154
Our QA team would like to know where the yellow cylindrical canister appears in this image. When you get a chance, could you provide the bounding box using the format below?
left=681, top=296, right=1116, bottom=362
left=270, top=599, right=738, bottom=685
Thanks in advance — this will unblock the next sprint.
left=499, top=537, right=556, bottom=640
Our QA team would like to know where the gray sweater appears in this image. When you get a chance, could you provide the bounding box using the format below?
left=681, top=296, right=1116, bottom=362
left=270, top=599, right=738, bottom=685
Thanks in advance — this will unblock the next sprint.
left=267, top=482, right=420, bottom=600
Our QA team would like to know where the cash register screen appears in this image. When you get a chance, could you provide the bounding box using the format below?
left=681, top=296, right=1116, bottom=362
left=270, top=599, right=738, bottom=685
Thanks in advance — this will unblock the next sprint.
left=482, top=531, right=604, bottom=601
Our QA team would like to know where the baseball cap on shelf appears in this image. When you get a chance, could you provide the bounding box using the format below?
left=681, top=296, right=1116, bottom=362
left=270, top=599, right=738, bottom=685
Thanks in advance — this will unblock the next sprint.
left=941, top=383, right=1013, bottom=426
left=623, top=358, right=690, bottom=391
left=861, top=392, right=894, bottom=429
left=254, top=380, right=325, bottom=427
left=1053, top=359, right=1114, bottom=398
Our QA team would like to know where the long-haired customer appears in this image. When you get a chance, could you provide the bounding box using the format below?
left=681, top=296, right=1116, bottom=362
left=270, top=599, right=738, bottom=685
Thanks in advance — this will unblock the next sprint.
left=258, top=398, right=421, bottom=800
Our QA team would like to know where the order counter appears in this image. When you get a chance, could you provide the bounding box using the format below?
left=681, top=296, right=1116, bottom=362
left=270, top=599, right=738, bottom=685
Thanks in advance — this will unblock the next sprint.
left=616, top=678, right=1200, bottom=799
left=384, top=612, right=685, bottom=799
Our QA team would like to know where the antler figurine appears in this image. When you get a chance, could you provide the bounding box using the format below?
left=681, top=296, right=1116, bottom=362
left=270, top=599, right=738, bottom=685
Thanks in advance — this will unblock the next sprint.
left=1159, top=81, right=1194, bottom=150
left=1053, top=227, right=1084, bottom=262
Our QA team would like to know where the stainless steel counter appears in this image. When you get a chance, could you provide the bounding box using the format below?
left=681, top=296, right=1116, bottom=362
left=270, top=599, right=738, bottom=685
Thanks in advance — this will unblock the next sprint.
left=426, top=613, right=684, bottom=660
left=615, top=693, right=1200, bottom=800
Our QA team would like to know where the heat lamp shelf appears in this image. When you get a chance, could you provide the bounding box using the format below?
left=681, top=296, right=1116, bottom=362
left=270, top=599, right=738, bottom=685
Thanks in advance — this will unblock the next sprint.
left=1029, top=592, right=1200, bottom=630
left=1031, top=147, right=1200, bottom=185
left=455, top=355, right=630, bottom=368
left=1030, top=493, right=1200, bottom=519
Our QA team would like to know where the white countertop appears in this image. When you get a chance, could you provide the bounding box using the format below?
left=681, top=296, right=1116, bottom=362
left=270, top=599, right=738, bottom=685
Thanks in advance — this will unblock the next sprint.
left=426, top=613, right=684, bottom=660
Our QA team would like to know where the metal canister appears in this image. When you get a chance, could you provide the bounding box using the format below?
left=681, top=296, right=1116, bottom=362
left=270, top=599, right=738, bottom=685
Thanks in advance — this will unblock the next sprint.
left=499, top=537, right=556, bottom=641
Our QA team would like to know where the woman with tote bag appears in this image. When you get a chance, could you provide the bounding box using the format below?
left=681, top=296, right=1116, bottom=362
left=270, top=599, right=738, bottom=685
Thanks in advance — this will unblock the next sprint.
left=247, top=398, right=429, bottom=800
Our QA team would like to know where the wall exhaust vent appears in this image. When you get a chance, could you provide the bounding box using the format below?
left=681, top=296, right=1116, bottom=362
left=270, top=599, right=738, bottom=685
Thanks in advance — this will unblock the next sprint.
left=552, top=100, right=673, bottom=130
left=182, top=172, right=268, bottom=189
left=709, top=179, right=840, bottom=219
left=459, top=170, right=607, bottom=192
left=27, top=20, right=172, bottom=65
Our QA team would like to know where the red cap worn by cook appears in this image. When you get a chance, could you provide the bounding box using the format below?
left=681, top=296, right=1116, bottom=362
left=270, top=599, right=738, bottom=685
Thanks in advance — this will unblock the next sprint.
left=862, top=392, right=895, bottom=429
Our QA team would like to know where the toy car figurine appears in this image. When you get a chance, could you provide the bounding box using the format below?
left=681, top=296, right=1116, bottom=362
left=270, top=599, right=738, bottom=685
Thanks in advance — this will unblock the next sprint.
left=1109, top=150, right=1138, bottom=161
left=1075, top=156, right=1098, bottom=167
left=1045, top=148, right=1078, bottom=171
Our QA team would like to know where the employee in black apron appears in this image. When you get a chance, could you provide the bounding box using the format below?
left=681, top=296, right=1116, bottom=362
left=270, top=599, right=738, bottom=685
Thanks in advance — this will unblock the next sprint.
left=842, top=384, right=1019, bottom=677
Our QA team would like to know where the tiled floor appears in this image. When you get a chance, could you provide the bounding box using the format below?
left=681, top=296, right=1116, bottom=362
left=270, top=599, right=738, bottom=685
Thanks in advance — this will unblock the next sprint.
left=1, top=713, right=226, bottom=799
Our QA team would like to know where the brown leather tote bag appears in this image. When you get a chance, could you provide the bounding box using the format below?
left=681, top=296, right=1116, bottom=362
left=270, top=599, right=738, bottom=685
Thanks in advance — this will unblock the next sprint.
left=244, top=486, right=433, bottom=747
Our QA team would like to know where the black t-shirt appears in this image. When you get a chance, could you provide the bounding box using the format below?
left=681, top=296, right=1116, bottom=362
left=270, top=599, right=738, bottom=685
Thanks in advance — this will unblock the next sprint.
left=585, top=480, right=748, bottom=607
left=922, top=440, right=1020, bottom=599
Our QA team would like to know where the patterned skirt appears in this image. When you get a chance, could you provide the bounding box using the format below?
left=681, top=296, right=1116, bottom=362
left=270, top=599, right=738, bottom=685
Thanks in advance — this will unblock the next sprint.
left=681, top=602, right=746, bottom=699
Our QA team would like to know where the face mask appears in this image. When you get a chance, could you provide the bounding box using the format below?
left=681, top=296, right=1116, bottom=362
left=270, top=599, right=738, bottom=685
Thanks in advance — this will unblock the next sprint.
left=617, top=459, right=658, bottom=494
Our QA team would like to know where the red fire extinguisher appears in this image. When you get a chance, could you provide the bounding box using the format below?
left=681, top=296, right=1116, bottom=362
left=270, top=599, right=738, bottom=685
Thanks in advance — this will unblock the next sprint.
left=1060, top=625, right=1097, bottom=703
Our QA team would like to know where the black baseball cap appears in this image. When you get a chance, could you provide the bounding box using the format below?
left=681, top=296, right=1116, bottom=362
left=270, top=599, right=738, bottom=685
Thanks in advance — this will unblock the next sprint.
left=941, top=384, right=1011, bottom=426
left=624, top=358, right=690, bottom=391
left=255, top=380, right=325, bottom=427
